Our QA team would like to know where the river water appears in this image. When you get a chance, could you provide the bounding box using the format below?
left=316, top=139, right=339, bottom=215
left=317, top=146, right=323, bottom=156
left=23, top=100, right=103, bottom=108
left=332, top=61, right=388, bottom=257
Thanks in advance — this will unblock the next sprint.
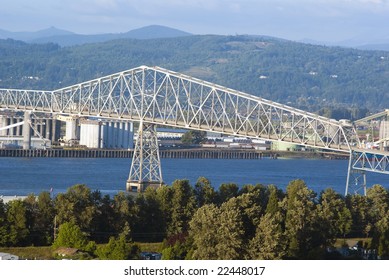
left=0, top=157, right=387, bottom=197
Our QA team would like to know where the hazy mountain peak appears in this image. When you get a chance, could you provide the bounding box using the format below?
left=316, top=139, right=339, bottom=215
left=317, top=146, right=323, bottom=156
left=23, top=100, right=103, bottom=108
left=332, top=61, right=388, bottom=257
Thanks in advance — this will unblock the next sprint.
left=28, top=25, right=192, bottom=46
left=0, top=26, right=74, bottom=41
left=123, top=25, right=192, bottom=39
left=36, top=26, right=74, bottom=36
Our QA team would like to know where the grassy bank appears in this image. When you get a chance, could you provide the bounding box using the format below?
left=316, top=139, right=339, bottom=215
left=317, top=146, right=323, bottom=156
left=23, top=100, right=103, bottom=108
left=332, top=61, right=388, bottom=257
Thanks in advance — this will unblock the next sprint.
left=0, top=242, right=163, bottom=260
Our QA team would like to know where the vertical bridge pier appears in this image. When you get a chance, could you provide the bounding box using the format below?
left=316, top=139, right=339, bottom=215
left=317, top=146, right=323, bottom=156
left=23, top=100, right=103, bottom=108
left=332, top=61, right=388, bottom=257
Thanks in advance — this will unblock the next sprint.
left=126, top=122, right=163, bottom=192
left=22, top=111, right=31, bottom=150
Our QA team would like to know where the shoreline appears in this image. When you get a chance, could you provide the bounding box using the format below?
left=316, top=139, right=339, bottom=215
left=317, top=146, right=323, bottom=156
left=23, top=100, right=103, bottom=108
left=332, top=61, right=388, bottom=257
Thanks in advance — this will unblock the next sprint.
left=0, top=148, right=349, bottom=160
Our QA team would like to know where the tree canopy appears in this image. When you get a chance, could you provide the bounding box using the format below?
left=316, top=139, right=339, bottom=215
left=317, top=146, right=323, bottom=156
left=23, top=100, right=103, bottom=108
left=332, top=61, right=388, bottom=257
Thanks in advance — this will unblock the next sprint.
left=1, top=179, right=388, bottom=260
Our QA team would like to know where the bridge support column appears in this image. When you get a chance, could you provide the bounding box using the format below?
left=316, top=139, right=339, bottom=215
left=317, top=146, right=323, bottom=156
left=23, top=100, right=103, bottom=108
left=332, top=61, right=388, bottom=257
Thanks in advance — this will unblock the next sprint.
left=0, top=115, right=7, bottom=136
left=345, top=151, right=367, bottom=196
left=126, top=122, right=163, bottom=192
left=22, top=111, right=31, bottom=150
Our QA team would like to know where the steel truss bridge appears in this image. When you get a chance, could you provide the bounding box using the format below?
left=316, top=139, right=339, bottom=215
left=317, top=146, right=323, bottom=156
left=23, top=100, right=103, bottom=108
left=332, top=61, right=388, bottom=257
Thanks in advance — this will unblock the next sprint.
left=1, top=65, right=388, bottom=194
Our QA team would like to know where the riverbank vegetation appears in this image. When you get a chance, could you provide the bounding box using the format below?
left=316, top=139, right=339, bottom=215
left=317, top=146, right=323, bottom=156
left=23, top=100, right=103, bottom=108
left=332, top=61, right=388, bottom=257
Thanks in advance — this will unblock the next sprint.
left=0, top=178, right=388, bottom=259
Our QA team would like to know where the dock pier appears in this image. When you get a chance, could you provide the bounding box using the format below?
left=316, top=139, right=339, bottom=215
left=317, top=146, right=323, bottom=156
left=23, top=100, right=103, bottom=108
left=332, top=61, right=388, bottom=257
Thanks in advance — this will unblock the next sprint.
left=0, top=148, right=273, bottom=159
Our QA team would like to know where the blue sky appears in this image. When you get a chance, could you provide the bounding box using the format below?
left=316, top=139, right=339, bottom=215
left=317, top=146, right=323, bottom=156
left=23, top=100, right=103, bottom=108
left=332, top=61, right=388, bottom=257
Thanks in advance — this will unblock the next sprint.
left=1, top=0, right=389, bottom=43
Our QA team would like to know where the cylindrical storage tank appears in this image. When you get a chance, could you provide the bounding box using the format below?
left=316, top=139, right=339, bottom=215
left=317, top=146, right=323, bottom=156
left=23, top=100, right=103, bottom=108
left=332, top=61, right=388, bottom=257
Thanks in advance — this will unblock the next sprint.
left=80, top=120, right=101, bottom=148
left=379, top=121, right=389, bottom=149
left=101, top=121, right=108, bottom=148
left=128, top=122, right=134, bottom=149
left=122, top=122, right=129, bottom=149
left=113, top=122, right=119, bottom=148
left=379, top=121, right=389, bottom=140
left=9, top=117, right=15, bottom=136
left=117, top=122, right=124, bottom=149
left=106, top=122, right=112, bottom=148
left=65, top=119, right=77, bottom=142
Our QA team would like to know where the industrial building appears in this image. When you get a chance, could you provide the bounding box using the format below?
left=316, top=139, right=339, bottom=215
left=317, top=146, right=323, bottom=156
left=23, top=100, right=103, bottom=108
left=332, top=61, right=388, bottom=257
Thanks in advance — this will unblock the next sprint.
left=0, top=112, right=59, bottom=149
left=79, top=119, right=134, bottom=149
left=0, top=111, right=134, bottom=150
left=379, top=121, right=389, bottom=150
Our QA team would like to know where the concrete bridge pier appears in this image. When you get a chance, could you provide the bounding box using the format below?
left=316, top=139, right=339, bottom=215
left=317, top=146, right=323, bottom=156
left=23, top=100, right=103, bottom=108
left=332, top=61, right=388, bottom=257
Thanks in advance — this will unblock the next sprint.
left=22, top=111, right=31, bottom=150
left=0, top=115, right=7, bottom=136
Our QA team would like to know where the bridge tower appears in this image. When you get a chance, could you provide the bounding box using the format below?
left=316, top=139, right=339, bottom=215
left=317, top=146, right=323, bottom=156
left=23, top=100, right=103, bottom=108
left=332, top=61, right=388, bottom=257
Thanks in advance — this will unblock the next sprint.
left=345, top=152, right=367, bottom=196
left=126, top=122, right=163, bottom=192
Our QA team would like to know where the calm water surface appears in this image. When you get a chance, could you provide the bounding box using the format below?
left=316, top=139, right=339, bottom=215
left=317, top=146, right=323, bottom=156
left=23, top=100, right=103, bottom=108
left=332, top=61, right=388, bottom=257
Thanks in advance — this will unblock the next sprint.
left=0, top=157, right=387, bottom=196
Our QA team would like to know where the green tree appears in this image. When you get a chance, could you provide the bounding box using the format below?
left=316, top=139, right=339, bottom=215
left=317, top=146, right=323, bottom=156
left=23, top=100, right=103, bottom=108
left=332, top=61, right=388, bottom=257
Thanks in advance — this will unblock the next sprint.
left=232, top=192, right=263, bottom=240
left=133, top=187, right=165, bottom=242
left=284, top=179, right=321, bottom=258
left=37, top=192, right=55, bottom=243
left=217, top=183, right=239, bottom=204
left=189, top=200, right=245, bottom=260
left=89, top=193, right=116, bottom=243
left=265, top=185, right=283, bottom=216
left=110, top=192, right=136, bottom=240
left=161, top=233, right=192, bottom=260
left=249, top=211, right=286, bottom=259
left=95, top=235, right=140, bottom=260
left=216, top=198, right=245, bottom=259
left=6, top=199, right=29, bottom=246
left=55, top=184, right=99, bottom=240
left=0, top=199, right=7, bottom=246
left=52, top=221, right=90, bottom=250
left=189, top=204, right=221, bottom=259
left=168, top=180, right=196, bottom=236
left=156, top=185, right=173, bottom=233
left=55, top=184, right=98, bottom=233
left=318, top=188, right=352, bottom=245
left=194, top=177, right=217, bottom=207
left=181, top=130, right=206, bottom=144
left=366, top=185, right=389, bottom=257
left=23, top=192, right=55, bottom=245
left=346, top=194, right=370, bottom=237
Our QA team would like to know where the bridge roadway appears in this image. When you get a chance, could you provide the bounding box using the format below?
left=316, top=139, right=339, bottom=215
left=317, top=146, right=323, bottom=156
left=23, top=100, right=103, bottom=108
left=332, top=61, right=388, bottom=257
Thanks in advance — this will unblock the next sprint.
left=1, top=65, right=389, bottom=194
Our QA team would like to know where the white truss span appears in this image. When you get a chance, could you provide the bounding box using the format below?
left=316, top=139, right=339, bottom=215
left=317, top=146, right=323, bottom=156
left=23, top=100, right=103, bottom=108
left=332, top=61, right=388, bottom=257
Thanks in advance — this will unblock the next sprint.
left=0, top=66, right=358, bottom=151
left=0, top=65, right=388, bottom=194
left=351, top=149, right=389, bottom=174
left=346, top=149, right=389, bottom=195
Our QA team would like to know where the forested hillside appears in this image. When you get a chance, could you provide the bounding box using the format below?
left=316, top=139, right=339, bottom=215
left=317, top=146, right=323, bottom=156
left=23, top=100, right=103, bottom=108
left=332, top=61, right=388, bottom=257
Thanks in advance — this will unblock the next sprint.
left=1, top=35, right=389, bottom=118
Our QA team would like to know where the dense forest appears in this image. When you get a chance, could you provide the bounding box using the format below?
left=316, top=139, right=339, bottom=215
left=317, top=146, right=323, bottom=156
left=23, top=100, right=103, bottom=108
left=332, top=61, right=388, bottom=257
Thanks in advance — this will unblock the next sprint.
left=1, top=178, right=388, bottom=260
left=1, top=35, right=389, bottom=118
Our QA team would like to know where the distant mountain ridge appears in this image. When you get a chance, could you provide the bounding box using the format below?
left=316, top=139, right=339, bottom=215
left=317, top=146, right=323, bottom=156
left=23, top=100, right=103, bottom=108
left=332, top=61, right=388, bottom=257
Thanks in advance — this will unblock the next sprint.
left=0, top=26, right=74, bottom=41
left=0, top=25, right=192, bottom=46
left=1, top=34, right=389, bottom=117
left=2, top=25, right=389, bottom=50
